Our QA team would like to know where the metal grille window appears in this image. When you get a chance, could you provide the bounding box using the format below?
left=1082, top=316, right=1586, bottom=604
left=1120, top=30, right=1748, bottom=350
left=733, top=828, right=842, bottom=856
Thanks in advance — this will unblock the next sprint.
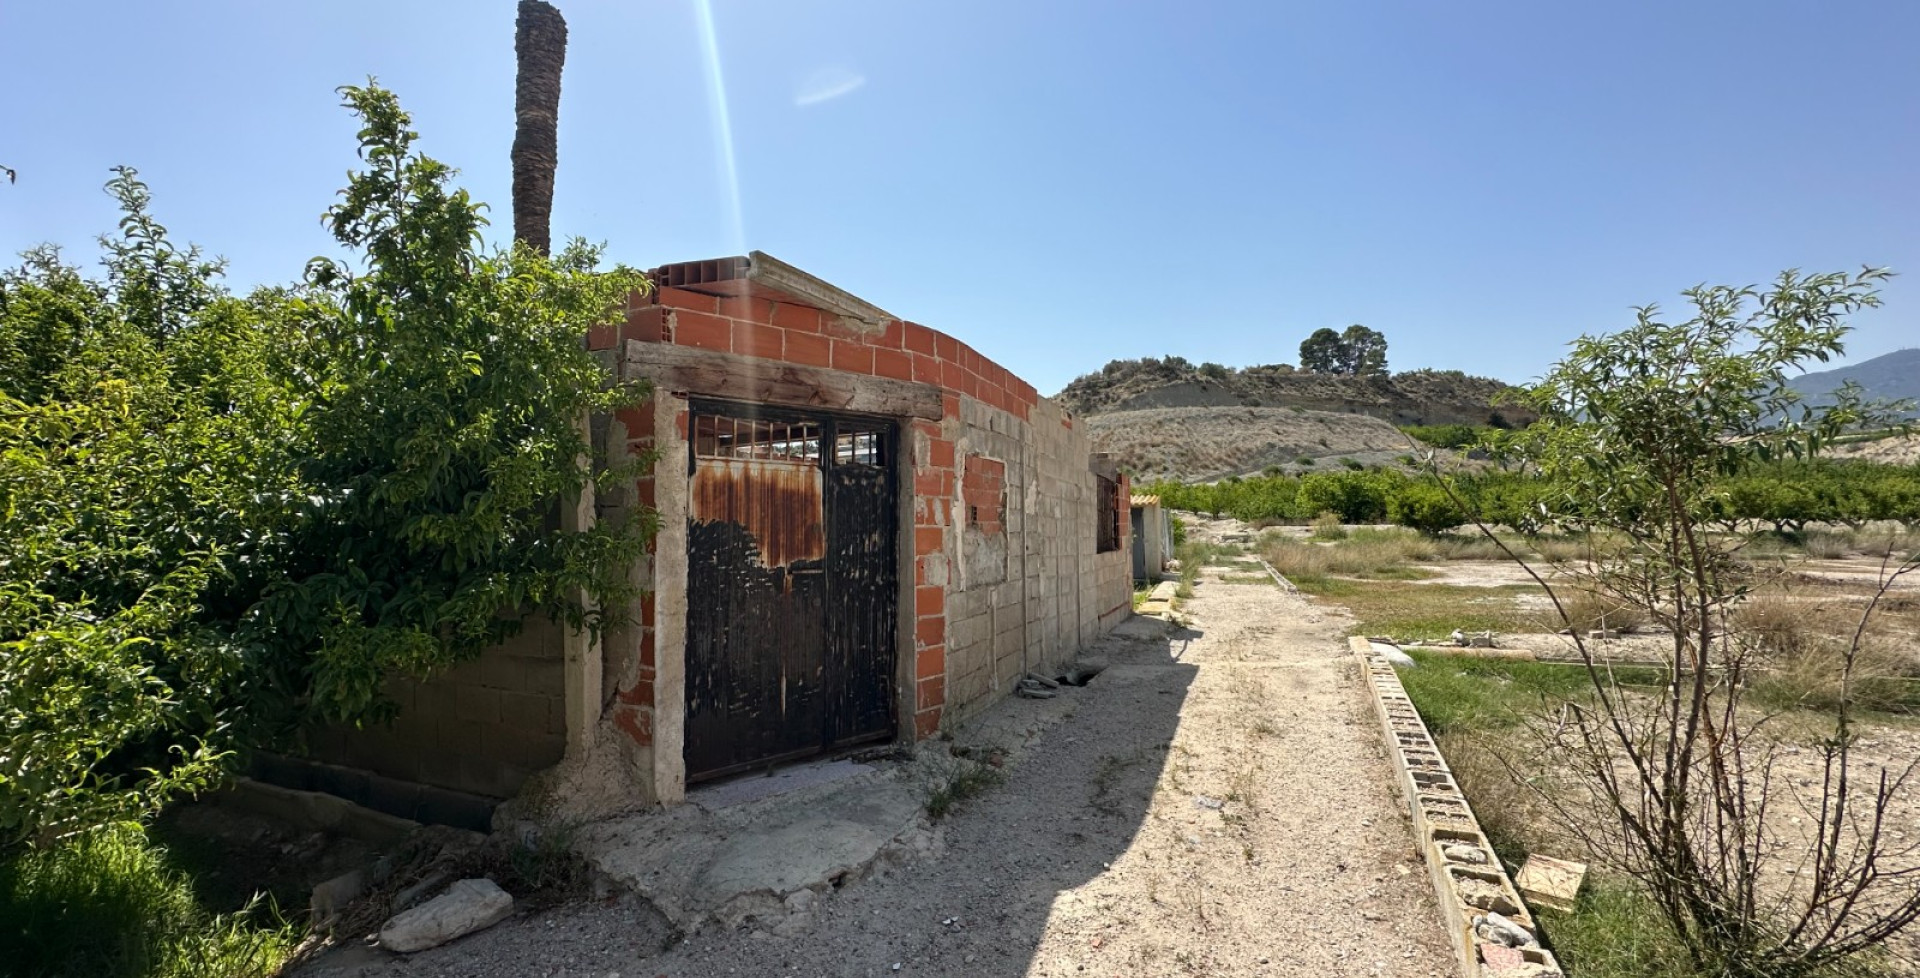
left=834, top=428, right=886, bottom=467
left=693, top=415, right=822, bottom=462
left=1096, top=475, right=1121, bottom=553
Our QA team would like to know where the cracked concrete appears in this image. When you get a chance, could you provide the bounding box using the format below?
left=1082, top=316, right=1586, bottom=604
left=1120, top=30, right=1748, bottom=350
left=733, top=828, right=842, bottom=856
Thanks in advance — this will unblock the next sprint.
left=575, top=757, right=940, bottom=933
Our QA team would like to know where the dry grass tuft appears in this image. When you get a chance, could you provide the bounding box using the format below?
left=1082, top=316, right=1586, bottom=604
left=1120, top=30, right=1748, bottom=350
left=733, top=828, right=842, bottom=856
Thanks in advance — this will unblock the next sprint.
left=1735, top=593, right=1920, bottom=714
left=1551, top=587, right=1650, bottom=634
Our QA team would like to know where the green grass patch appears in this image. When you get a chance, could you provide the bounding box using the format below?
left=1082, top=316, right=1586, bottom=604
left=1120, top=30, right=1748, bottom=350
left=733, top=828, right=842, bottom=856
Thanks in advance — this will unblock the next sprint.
left=1536, top=878, right=1699, bottom=978
left=1398, top=651, right=1666, bottom=734
left=0, top=825, right=296, bottom=978
left=1292, top=578, right=1542, bottom=642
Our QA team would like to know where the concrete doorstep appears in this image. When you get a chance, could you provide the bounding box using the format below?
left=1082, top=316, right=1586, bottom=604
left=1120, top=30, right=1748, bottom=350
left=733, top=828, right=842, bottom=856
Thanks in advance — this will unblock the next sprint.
left=572, top=752, right=944, bottom=936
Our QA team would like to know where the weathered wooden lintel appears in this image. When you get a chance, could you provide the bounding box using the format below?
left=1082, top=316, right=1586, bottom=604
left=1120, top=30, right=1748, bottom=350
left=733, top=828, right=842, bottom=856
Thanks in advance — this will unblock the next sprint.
left=621, top=340, right=944, bottom=421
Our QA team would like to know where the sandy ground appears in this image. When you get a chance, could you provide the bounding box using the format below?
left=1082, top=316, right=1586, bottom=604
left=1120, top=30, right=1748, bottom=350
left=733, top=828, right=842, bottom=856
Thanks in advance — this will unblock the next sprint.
left=628, top=560, right=1453, bottom=978
left=309, top=559, right=1456, bottom=978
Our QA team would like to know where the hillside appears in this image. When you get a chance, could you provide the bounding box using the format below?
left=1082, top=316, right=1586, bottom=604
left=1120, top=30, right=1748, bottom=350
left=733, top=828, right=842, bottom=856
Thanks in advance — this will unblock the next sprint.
left=1789, top=348, right=1920, bottom=419
left=1057, top=358, right=1529, bottom=429
left=1085, top=406, right=1425, bottom=483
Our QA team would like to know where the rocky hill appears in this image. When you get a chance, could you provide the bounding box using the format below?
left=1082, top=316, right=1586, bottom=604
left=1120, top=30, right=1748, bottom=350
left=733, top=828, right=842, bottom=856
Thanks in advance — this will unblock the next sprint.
left=1789, top=348, right=1920, bottom=419
left=1059, top=358, right=1528, bottom=481
left=1057, top=358, right=1529, bottom=429
left=1084, top=406, right=1425, bottom=483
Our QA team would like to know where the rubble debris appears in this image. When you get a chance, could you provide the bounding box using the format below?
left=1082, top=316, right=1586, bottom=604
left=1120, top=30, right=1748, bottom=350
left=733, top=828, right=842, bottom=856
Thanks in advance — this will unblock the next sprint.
left=378, top=878, right=514, bottom=953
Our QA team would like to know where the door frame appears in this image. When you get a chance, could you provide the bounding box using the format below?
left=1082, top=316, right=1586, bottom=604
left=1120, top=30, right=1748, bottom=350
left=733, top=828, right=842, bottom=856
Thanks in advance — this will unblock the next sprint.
left=680, top=397, right=907, bottom=783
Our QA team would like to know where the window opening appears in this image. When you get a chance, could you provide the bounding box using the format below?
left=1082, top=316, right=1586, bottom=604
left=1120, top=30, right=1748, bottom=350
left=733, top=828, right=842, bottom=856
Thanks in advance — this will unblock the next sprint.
left=1096, top=475, right=1121, bottom=553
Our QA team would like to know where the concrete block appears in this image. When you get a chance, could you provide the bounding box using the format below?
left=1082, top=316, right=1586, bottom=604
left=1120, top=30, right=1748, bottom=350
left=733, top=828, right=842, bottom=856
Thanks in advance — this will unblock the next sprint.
left=1515, top=855, right=1586, bottom=913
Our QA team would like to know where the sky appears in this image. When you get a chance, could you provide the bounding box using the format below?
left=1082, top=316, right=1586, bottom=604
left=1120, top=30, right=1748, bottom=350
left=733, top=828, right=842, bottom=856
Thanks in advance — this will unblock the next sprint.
left=2, top=1, right=1915, bottom=394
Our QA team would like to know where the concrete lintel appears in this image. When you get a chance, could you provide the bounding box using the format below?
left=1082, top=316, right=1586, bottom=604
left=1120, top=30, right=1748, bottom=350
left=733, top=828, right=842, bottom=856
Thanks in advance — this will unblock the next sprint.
left=745, top=251, right=894, bottom=330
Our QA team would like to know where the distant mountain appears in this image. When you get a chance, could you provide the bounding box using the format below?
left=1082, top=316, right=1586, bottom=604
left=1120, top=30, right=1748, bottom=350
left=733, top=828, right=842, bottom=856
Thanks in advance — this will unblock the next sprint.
left=1788, top=348, right=1920, bottom=418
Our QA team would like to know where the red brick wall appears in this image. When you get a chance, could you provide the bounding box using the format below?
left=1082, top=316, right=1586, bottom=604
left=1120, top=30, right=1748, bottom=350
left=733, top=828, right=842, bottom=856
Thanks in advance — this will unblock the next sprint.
left=963, top=455, right=1006, bottom=536
left=593, top=285, right=1062, bottom=743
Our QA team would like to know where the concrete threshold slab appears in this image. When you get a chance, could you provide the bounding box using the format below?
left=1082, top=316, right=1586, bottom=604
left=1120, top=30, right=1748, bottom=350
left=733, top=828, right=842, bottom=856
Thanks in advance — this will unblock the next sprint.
left=689, top=758, right=874, bottom=811
left=575, top=758, right=937, bottom=935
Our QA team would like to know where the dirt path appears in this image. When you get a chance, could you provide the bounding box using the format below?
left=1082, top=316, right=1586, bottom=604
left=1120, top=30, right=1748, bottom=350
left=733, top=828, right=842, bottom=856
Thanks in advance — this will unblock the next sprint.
left=625, top=560, right=1452, bottom=977
left=316, top=561, right=1455, bottom=977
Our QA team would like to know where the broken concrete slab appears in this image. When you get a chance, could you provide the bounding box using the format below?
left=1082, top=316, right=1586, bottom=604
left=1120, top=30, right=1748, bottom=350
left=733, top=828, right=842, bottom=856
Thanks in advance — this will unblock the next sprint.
left=575, top=763, right=932, bottom=932
left=378, top=878, right=513, bottom=952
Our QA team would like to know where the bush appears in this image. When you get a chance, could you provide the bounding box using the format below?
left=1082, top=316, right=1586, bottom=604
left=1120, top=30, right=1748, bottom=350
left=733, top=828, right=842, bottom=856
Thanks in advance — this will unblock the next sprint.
left=1308, top=511, right=1347, bottom=541
left=0, top=825, right=294, bottom=978
left=1386, top=481, right=1467, bottom=535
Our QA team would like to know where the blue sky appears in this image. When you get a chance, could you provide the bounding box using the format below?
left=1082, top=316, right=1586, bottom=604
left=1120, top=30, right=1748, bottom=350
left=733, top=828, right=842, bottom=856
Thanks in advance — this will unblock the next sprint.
left=3, top=1, right=1915, bottom=394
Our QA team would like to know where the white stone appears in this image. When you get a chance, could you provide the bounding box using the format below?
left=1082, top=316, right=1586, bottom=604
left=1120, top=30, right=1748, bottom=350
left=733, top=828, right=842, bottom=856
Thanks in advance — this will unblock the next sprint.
left=378, top=878, right=514, bottom=953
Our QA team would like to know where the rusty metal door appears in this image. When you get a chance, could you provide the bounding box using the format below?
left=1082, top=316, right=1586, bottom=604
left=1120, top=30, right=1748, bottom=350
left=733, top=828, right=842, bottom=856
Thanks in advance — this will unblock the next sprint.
left=684, top=403, right=898, bottom=781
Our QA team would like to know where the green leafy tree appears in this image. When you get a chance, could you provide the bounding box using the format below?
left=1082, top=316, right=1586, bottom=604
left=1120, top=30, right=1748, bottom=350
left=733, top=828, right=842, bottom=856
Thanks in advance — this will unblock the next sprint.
left=1337, top=324, right=1388, bottom=375
left=1483, top=268, right=1920, bottom=978
left=0, top=84, right=652, bottom=847
left=1298, top=327, right=1342, bottom=373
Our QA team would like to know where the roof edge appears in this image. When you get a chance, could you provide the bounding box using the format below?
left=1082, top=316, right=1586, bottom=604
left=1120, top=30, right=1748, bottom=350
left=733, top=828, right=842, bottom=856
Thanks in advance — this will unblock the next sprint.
left=745, top=251, right=895, bottom=329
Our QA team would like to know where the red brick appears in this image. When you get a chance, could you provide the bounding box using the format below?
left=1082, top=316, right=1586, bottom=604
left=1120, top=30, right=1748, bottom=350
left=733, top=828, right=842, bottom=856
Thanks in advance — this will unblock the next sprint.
left=903, top=322, right=937, bottom=356
left=832, top=340, right=874, bottom=374
left=715, top=295, right=762, bottom=322
left=879, top=320, right=906, bottom=349
left=733, top=320, right=785, bottom=360
left=617, top=675, right=653, bottom=706
left=960, top=345, right=981, bottom=375
left=633, top=476, right=655, bottom=508
left=613, top=704, right=653, bottom=745
left=941, top=359, right=967, bottom=392
left=941, top=393, right=960, bottom=418
left=915, top=709, right=941, bottom=739
left=934, top=332, right=960, bottom=361
left=673, top=310, right=732, bottom=352
left=786, top=330, right=832, bottom=368
left=639, top=628, right=654, bottom=667
left=658, top=287, right=719, bottom=314
left=771, top=302, right=823, bottom=333
left=912, top=353, right=942, bottom=384
left=916, top=584, right=946, bottom=617
left=616, top=402, right=654, bottom=438
left=623, top=305, right=669, bottom=344
left=587, top=323, right=617, bottom=349
left=916, top=615, right=945, bottom=648
left=916, top=676, right=947, bottom=711
left=915, top=644, right=946, bottom=679
left=873, top=348, right=913, bottom=382
left=915, top=525, right=945, bottom=554
left=913, top=468, right=952, bottom=498
left=928, top=438, right=956, bottom=468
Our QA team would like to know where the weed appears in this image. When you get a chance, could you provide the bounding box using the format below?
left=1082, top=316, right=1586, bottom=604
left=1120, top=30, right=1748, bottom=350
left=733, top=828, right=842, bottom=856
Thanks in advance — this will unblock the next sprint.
left=1553, top=587, right=1649, bottom=634
left=920, top=755, right=1005, bottom=820
left=0, top=825, right=296, bottom=978
left=1537, top=878, right=1700, bottom=978
left=1296, top=455, right=1315, bottom=466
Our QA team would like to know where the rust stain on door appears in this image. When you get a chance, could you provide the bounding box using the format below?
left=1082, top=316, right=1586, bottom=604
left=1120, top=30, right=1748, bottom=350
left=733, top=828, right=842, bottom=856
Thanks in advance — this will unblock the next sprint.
left=690, top=458, right=826, bottom=569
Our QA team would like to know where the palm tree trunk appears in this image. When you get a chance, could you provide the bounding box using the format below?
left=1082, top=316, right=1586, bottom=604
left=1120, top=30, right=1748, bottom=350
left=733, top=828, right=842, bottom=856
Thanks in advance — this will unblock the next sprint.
left=512, top=0, right=567, bottom=256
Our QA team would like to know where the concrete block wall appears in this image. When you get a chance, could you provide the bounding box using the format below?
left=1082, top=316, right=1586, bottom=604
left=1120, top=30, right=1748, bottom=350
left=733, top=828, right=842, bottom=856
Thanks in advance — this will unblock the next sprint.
left=1352, top=638, right=1564, bottom=977
left=305, top=617, right=568, bottom=800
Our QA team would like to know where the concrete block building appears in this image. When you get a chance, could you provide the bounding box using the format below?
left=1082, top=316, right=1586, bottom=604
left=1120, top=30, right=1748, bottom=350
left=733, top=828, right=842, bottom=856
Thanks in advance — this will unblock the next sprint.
left=299, top=253, right=1133, bottom=821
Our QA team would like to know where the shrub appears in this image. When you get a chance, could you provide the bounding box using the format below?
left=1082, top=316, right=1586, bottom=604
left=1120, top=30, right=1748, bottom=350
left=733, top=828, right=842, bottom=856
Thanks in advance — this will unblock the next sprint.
left=1386, top=481, right=1467, bottom=535
left=0, top=825, right=294, bottom=978
left=1308, top=511, right=1348, bottom=541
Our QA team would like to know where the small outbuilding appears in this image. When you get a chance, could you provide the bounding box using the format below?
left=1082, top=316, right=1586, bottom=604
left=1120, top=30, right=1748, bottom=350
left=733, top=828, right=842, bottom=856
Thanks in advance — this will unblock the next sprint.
left=1130, top=494, right=1172, bottom=582
left=291, top=253, right=1135, bottom=822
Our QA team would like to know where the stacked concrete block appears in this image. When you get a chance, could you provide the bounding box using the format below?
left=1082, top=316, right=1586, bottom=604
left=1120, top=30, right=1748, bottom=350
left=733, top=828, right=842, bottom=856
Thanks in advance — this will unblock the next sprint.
left=307, top=619, right=568, bottom=800
left=1350, top=637, right=1565, bottom=978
